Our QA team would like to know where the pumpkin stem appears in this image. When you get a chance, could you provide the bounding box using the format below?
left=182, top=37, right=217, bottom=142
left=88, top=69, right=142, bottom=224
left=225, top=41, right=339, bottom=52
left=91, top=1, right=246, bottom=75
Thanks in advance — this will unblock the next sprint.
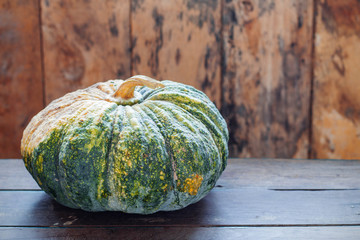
left=113, top=75, right=165, bottom=99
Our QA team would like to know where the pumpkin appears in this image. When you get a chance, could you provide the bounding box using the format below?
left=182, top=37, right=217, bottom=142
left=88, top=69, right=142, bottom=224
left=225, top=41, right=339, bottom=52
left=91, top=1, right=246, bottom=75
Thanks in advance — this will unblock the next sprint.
left=21, top=75, right=229, bottom=214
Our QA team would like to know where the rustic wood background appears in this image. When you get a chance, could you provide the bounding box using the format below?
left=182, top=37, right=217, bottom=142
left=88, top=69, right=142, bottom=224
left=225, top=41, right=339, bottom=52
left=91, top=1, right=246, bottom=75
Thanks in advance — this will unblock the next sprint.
left=1, top=0, right=360, bottom=159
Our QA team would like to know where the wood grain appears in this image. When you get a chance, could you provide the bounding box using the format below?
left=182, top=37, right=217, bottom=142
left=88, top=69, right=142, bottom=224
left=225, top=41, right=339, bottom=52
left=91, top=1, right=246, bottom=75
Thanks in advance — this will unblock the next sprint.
left=1, top=158, right=360, bottom=227
left=1, top=189, right=359, bottom=226
left=3, top=0, right=360, bottom=160
left=131, top=0, right=222, bottom=106
left=41, top=0, right=131, bottom=104
left=222, top=0, right=314, bottom=158
left=217, top=158, right=360, bottom=189
left=2, top=226, right=360, bottom=240
left=0, top=0, right=44, bottom=158
left=0, top=159, right=40, bottom=190
left=2, top=158, right=360, bottom=190
left=1, top=158, right=359, bottom=238
left=311, top=0, right=360, bottom=159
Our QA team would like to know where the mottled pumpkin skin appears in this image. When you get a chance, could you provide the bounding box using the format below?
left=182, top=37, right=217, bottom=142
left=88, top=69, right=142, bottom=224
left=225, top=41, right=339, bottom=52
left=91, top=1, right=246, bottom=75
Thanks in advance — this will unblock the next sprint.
left=21, top=80, right=228, bottom=214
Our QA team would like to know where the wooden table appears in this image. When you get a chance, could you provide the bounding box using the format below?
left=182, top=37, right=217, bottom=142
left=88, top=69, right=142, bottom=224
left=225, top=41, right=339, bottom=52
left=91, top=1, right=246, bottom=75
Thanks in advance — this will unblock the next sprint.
left=1, top=158, right=360, bottom=239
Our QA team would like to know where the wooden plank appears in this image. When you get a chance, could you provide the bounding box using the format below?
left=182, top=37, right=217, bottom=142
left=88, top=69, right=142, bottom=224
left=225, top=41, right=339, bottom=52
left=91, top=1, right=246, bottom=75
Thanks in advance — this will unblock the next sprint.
left=0, top=0, right=43, bottom=158
left=1, top=226, right=360, bottom=240
left=311, top=0, right=360, bottom=159
left=0, top=159, right=39, bottom=190
left=0, top=188, right=359, bottom=226
left=222, top=0, right=314, bottom=158
left=2, top=158, right=360, bottom=190
left=217, top=158, right=360, bottom=189
left=41, top=0, right=131, bottom=104
left=131, top=0, right=222, bottom=106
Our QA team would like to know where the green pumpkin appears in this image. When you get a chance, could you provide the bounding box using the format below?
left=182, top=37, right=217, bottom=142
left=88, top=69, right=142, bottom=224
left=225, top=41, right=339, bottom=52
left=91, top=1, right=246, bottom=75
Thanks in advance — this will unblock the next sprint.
left=21, top=75, right=229, bottom=214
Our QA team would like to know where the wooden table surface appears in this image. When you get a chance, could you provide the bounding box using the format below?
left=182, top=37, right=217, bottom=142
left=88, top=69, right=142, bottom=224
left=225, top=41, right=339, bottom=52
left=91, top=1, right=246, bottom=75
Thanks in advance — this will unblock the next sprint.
left=0, top=158, right=360, bottom=239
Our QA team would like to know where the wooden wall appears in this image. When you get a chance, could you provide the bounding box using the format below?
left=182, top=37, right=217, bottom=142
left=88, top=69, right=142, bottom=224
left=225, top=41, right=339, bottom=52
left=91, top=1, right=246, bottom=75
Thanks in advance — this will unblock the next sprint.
left=312, top=0, right=360, bottom=159
left=222, top=0, right=313, bottom=158
left=0, top=0, right=43, bottom=158
left=1, top=0, right=360, bottom=159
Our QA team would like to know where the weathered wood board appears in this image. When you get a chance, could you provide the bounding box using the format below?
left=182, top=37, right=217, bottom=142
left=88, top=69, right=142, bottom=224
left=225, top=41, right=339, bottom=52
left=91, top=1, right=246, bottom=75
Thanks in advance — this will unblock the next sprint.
left=131, top=0, right=222, bottom=106
left=3, top=0, right=360, bottom=160
left=2, top=226, right=360, bottom=240
left=41, top=0, right=131, bottom=104
left=222, top=0, right=314, bottom=158
left=312, top=0, right=360, bottom=159
left=1, top=158, right=360, bottom=227
left=2, top=158, right=360, bottom=239
left=1, top=189, right=360, bottom=226
left=3, top=158, right=360, bottom=190
left=0, top=0, right=44, bottom=158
